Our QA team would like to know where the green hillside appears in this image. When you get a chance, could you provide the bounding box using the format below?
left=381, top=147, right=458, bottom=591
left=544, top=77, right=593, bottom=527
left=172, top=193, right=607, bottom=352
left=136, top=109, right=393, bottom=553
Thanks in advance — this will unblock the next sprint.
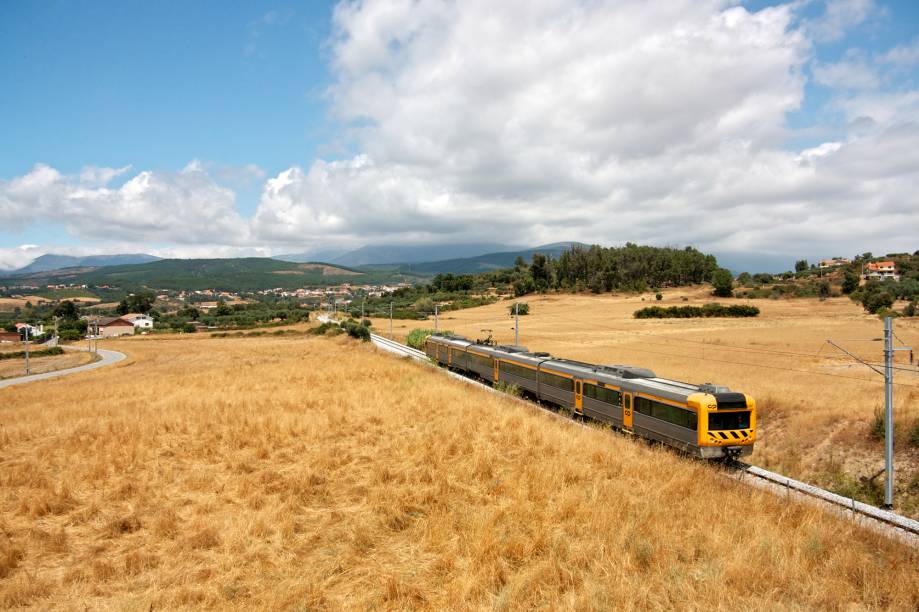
left=0, top=258, right=425, bottom=292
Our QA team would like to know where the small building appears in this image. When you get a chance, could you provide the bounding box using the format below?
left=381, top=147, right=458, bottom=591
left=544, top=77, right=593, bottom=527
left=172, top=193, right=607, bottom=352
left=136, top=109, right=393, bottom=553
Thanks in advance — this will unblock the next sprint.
left=863, top=261, right=899, bottom=281
left=14, top=322, right=44, bottom=336
left=94, top=317, right=135, bottom=338
left=819, top=257, right=851, bottom=269
left=122, top=313, right=154, bottom=329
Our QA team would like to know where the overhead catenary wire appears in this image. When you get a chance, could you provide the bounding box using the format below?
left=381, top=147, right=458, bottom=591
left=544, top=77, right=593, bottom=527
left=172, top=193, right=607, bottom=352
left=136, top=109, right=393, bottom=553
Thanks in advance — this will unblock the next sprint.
left=526, top=311, right=919, bottom=388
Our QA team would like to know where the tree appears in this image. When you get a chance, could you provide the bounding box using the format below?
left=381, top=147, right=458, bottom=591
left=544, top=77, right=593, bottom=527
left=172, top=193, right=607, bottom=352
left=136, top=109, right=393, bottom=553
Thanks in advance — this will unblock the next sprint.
left=214, top=300, right=233, bottom=316
left=177, top=306, right=200, bottom=319
left=904, top=302, right=916, bottom=317
left=842, top=269, right=859, bottom=294
left=862, top=290, right=894, bottom=314
left=794, top=259, right=809, bottom=273
left=737, top=272, right=752, bottom=285
left=116, top=291, right=156, bottom=315
left=509, top=302, right=530, bottom=316
left=711, top=268, right=734, bottom=297
left=530, top=252, right=551, bottom=292
left=818, top=281, right=831, bottom=299
left=53, top=300, right=80, bottom=321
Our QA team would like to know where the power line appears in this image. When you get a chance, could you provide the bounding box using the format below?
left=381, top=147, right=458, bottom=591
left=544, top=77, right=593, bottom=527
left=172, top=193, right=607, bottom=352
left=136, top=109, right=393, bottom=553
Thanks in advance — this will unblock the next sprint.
left=536, top=311, right=919, bottom=388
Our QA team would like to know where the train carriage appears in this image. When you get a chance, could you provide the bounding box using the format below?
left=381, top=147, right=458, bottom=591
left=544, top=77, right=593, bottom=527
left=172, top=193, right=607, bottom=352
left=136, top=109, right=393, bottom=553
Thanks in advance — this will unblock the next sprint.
left=425, top=333, right=755, bottom=459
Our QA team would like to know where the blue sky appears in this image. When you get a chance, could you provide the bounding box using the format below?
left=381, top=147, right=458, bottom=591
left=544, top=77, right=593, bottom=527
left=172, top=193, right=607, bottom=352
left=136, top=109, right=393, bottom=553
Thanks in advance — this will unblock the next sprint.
left=1, top=0, right=918, bottom=268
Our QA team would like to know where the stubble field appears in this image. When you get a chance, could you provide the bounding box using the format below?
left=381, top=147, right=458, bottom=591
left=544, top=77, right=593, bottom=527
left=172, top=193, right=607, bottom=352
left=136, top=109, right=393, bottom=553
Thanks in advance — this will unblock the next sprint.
left=1, top=331, right=918, bottom=609
left=370, top=288, right=919, bottom=514
left=0, top=351, right=96, bottom=380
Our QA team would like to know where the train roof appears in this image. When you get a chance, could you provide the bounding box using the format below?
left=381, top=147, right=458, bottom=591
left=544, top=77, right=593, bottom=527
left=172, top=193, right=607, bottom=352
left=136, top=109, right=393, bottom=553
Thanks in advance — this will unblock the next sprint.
left=424, top=334, right=736, bottom=400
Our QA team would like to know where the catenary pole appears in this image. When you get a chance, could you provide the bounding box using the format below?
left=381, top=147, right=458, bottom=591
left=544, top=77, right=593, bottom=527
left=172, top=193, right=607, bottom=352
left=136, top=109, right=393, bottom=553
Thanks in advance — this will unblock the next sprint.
left=514, top=302, right=519, bottom=345
left=884, top=317, right=894, bottom=508
left=390, top=302, right=393, bottom=339
left=435, top=304, right=438, bottom=332
left=23, top=326, right=30, bottom=376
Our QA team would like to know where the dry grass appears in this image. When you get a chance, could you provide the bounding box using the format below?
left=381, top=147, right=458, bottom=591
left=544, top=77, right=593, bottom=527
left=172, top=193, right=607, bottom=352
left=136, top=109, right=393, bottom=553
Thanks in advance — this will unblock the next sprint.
left=370, top=288, right=919, bottom=514
left=1, top=331, right=917, bottom=609
left=0, top=351, right=96, bottom=379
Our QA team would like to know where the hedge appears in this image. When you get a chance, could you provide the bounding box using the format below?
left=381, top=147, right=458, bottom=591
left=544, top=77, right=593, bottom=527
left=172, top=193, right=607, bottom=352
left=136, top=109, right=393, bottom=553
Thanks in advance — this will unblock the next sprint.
left=633, top=304, right=760, bottom=319
left=0, top=346, right=64, bottom=360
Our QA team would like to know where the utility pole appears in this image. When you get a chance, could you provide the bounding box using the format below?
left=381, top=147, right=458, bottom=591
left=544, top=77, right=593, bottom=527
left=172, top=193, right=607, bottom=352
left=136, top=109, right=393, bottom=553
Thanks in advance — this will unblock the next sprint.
left=514, top=302, right=519, bottom=345
left=884, top=317, right=894, bottom=508
left=827, top=317, right=911, bottom=509
left=23, top=325, right=30, bottom=375
left=361, top=298, right=365, bottom=322
left=389, top=302, right=393, bottom=339
left=434, top=304, right=439, bottom=332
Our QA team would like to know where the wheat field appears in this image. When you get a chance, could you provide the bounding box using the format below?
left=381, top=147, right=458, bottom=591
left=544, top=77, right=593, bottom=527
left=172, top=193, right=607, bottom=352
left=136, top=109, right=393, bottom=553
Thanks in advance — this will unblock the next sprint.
left=1, top=331, right=917, bottom=609
left=369, top=288, right=919, bottom=514
left=0, top=351, right=95, bottom=380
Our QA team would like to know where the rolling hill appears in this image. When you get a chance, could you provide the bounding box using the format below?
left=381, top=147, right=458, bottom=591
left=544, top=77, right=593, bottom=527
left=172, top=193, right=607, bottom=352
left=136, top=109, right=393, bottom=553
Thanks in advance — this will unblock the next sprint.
left=0, top=258, right=423, bottom=292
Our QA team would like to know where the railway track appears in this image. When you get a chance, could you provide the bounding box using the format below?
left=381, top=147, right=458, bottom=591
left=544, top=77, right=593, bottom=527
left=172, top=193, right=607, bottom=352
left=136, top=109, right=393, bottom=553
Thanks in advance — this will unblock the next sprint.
left=362, top=327, right=919, bottom=546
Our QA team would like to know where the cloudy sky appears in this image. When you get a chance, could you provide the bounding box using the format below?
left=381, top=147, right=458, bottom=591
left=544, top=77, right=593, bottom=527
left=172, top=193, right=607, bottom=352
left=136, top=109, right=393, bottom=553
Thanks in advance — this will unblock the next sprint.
left=1, top=0, right=918, bottom=269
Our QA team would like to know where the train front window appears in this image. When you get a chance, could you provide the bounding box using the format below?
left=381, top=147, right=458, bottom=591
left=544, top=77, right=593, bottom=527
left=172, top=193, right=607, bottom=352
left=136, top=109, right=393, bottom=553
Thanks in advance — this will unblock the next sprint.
left=708, top=411, right=751, bottom=430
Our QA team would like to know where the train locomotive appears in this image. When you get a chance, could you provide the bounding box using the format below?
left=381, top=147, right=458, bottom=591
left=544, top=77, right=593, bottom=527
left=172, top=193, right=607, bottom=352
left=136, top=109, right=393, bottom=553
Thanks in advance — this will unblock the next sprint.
left=424, top=334, right=755, bottom=459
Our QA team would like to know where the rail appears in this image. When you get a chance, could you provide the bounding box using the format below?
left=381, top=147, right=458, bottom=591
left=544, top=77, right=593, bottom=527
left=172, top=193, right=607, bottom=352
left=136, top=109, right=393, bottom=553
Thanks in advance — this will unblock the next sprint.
left=355, top=324, right=919, bottom=545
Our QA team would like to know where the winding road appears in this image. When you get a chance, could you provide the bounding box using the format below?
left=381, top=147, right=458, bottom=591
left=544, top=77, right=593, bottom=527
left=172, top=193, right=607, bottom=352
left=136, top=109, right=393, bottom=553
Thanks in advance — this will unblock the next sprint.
left=0, top=346, right=126, bottom=390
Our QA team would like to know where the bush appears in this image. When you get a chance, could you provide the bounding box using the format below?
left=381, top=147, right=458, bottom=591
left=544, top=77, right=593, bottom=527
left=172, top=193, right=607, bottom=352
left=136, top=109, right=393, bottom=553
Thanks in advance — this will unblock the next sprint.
left=362, top=318, right=373, bottom=327
left=633, top=304, right=760, bottom=319
left=341, top=319, right=371, bottom=341
left=0, top=346, right=64, bottom=361
left=509, top=302, right=530, bottom=316
left=182, top=323, right=197, bottom=333
left=904, top=302, right=916, bottom=317
left=655, top=293, right=663, bottom=301
left=711, top=268, right=734, bottom=297
left=406, top=328, right=451, bottom=350
left=309, top=322, right=342, bottom=336
left=910, top=420, right=919, bottom=448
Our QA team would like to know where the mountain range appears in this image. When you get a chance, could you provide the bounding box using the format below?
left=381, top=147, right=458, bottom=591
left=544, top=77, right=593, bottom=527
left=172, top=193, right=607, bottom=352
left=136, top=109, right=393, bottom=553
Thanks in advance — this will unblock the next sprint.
left=275, top=242, right=517, bottom=267
left=10, top=253, right=161, bottom=275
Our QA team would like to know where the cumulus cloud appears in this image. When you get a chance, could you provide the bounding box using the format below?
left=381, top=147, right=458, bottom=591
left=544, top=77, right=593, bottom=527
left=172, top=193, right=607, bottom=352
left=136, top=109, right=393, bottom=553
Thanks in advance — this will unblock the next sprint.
left=244, top=0, right=917, bottom=255
left=3, top=0, right=919, bottom=262
left=0, top=161, right=250, bottom=244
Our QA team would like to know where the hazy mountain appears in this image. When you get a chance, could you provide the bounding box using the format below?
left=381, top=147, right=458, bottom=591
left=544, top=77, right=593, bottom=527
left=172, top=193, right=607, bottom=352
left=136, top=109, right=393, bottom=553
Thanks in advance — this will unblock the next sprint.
left=277, top=242, right=517, bottom=267
left=12, top=253, right=161, bottom=275
left=713, top=252, right=798, bottom=275
left=273, top=248, right=350, bottom=264
left=383, top=242, right=587, bottom=274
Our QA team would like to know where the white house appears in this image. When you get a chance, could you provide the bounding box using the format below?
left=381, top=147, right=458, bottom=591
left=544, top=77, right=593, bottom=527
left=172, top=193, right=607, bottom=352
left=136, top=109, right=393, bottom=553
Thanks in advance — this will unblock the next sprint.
left=122, top=313, right=155, bottom=329
left=14, top=322, right=44, bottom=336
left=863, top=261, right=899, bottom=281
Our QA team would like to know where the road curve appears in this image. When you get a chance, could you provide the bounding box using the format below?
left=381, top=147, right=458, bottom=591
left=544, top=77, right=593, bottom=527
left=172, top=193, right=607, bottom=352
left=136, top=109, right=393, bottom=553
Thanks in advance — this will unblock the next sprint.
left=0, top=346, right=126, bottom=390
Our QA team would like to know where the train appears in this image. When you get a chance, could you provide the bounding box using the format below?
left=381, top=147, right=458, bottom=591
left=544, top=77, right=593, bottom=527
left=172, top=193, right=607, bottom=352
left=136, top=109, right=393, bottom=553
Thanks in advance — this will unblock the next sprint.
left=424, top=333, right=755, bottom=459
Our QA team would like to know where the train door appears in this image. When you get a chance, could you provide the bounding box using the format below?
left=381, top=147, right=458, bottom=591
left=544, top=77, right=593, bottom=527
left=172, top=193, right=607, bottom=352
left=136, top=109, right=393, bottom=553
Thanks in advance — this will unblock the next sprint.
left=575, top=380, right=583, bottom=414
left=622, top=392, right=633, bottom=430
left=493, top=360, right=500, bottom=383
left=447, top=348, right=453, bottom=367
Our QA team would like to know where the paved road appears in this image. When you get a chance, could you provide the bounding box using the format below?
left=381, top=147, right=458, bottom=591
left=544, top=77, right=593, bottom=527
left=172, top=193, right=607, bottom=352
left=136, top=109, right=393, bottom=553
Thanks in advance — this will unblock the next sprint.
left=0, top=347, right=127, bottom=390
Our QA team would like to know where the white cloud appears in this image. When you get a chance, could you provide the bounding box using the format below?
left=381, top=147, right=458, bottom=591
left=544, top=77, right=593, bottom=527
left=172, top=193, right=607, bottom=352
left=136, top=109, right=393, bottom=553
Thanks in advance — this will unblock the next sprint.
left=243, top=0, right=917, bottom=256
left=0, top=162, right=251, bottom=244
left=3, top=0, right=919, bottom=263
left=805, top=0, right=877, bottom=43
left=881, top=37, right=919, bottom=66
left=812, top=55, right=879, bottom=89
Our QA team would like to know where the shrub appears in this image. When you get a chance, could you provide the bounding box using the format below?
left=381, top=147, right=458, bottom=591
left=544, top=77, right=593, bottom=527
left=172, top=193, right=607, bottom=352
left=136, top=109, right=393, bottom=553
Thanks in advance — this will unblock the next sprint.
left=711, top=268, right=734, bottom=297
left=633, top=304, right=760, bottom=319
left=904, top=302, right=916, bottom=317
left=509, top=302, right=530, bottom=316
left=362, top=319, right=373, bottom=327
left=341, top=320, right=371, bottom=341
left=309, top=322, right=342, bottom=336
left=0, top=346, right=64, bottom=361
left=655, top=292, right=663, bottom=301
left=182, top=323, right=197, bottom=334
left=406, top=328, right=452, bottom=350
left=910, top=419, right=919, bottom=448
left=494, top=381, right=522, bottom=397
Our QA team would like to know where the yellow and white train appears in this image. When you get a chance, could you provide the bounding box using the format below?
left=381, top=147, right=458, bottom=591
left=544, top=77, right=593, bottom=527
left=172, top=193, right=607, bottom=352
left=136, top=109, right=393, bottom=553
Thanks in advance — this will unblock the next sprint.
left=425, top=334, right=755, bottom=459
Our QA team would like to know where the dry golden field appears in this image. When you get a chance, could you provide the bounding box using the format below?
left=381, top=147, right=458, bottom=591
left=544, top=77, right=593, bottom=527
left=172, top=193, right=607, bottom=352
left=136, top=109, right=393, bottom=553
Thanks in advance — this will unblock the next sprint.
left=0, top=351, right=96, bottom=379
left=1, top=332, right=917, bottom=609
left=370, top=288, right=919, bottom=514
